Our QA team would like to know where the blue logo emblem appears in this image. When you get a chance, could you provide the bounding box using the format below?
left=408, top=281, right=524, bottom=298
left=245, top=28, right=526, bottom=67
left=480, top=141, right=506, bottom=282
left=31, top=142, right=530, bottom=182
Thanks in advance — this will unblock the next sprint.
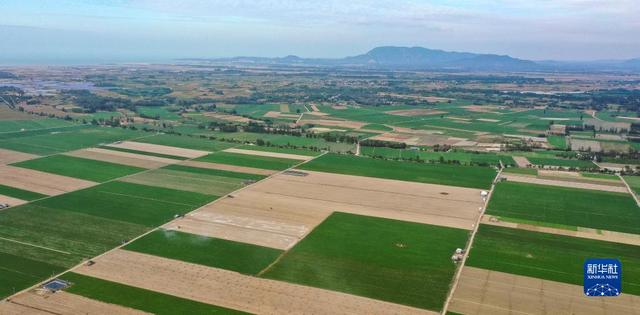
left=584, top=258, right=621, bottom=296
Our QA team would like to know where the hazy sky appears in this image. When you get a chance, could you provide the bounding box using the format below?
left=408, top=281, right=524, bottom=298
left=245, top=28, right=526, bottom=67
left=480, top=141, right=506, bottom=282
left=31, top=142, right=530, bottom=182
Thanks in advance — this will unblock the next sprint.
left=0, top=0, right=638, bottom=64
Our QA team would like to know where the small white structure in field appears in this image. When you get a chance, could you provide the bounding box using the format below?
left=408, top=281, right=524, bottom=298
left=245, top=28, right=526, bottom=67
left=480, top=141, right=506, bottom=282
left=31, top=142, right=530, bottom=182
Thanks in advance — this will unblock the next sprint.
left=480, top=191, right=489, bottom=197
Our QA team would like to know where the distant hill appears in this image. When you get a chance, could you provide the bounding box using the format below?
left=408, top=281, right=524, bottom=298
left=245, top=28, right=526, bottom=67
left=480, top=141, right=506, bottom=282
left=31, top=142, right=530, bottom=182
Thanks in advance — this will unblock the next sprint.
left=186, top=46, right=640, bottom=73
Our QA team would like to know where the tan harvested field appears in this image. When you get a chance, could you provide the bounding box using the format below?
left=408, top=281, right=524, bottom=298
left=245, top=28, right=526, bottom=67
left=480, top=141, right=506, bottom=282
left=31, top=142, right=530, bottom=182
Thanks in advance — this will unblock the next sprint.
left=482, top=216, right=640, bottom=246
left=512, top=156, right=531, bottom=168
left=223, top=148, right=313, bottom=161
left=1, top=291, right=149, bottom=315
left=120, top=169, right=244, bottom=196
left=75, top=250, right=435, bottom=315
left=385, top=109, right=446, bottom=117
left=0, top=165, right=96, bottom=196
left=449, top=267, right=640, bottom=315
left=65, top=147, right=180, bottom=169
left=279, top=104, right=289, bottom=112
left=180, top=160, right=276, bottom=176
left=297, top=118, right=366, bottom=129
left=0, top=106, right=36, bottom=119
left=0, top=148, right=38, bottom=164
left=105, top=141, right=209, bottom=159
left=0, top=194, right=27, bottom=208
left=477, top=118, right=500, bottom=123
left=502, top=174, right=628, bottom=193
left=263, top=111, right=299, bottom=119
left=169, top=170, right=483, bottom=249
left=310, top=104, right=320, bottom=112
left=571, top=138, right=602, bottom=152
left=202, top=112, right=253, bottom=123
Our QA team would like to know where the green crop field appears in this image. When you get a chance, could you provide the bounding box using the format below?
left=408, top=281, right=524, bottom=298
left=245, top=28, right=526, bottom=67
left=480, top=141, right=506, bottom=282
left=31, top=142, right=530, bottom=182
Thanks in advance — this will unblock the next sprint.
left=137, top=106, right=181, bottom=120
left=125, top=229, right=282, bottom=275
left=262, top=212, right=469, bottom=311
left=467, top=225, right=640, bottom=295
left=0, top=184, right=47, bottom=201
left=624, top=176, right=640, bottom=195
left=527, top=157, right=597, bottom=169
left=98, top=145, right=189, bottom=160
left=134, top=134, right=236, bottom=152
left=196, top=151, right=302, bottom=170
left=164, top=164, right=265, bottom=181
left=237, top=144, right=319, bottom=156
left=120, top=167, right=248, bottom=196
left=0, top=251, right=66, bottom=299
left=0, top=126, right=145, bottom=155
left=62, top=273, right=248, bottom=314
left=502, top=167, right=538, bottom=175
left=37, top=181, right=215, bottom=227
left=298, top=153, right=496, bottom=189
left=361, top=147, right=515, bottom=167
left=547, top=136, right=567, bottom=149
left=581, top=172, right=619, bottom=180
left=487, top=181, right=640, bottom=234
left=12, top=155, right=145, bottom=182
left=0, top=118, right=73, bottom=133
left=361, top=123, right=393, bottom=131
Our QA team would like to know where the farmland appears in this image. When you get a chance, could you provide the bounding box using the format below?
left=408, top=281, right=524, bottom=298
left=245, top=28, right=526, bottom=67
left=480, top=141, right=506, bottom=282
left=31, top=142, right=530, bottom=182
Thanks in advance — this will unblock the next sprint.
left=263, top=212, right=469, bottom=311
left=299, top=153, right=497, bottom=189
left=361, top=146, right=515, bottom=167
left=487, top=181, right=640, bottom=234
left=12, top=154, right=145, bottom=182
left=467, top=225, right=640, bottom=295
left=196, top=151, right=303, bottom=171
left=0, top=184, right=47, bottom=201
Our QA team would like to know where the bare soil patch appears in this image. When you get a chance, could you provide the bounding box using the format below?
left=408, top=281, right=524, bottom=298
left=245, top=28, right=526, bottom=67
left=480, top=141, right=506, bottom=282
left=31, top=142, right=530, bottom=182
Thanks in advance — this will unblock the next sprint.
left=65, top=148, right=180, bottom=169
left=105, top=141, right=209, bottom=159
left=310, top=104, right=320, bottom=112
left=75, top=250, right=434, bottom=315
left=223, top=148, right=313, bottom=161
left=512, top=156, right=531, bottom=168
left=0, top=148, right=38, bottom=165
left=571, top=139, right=602, bottom=152
left=0, top=165, right=96, bottom=196
left=449, top=266, right=640, bottom=315
left=502, top=174, right=628, bottom=193
left=297, top=119, right=366, bottom=129
left=0, top=194, right=27, bottom=208
left=385, top=109, right=446, bottom=117
left=279, top=104, right=290, bottom=112
left=202, top=112, right=253, bottom=123
left=263, top=111, right=299, bottom=119
left=171, top=170, right=483, bottom=250
left=180, top=160, right=276, bottom=176
left=2, top=291, right=148, bottom=315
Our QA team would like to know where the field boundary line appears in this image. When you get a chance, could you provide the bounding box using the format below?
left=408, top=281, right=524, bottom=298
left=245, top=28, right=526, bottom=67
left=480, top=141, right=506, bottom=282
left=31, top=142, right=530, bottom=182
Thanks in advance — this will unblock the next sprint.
left=0, top=236, right=71, bottom=255
left=3, top=149, right=327, bottom=302
left=441, top=166, right=503, bottom=314
left=619, top=175, right=640, bottom=207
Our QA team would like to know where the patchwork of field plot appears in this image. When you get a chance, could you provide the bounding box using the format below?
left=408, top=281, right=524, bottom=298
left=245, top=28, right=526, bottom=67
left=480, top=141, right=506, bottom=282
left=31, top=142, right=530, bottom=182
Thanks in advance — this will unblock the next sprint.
left=0, top=148, right=37, bottom=164
left=105, top=141, right=210, bottom=159
left=196, top=151, right=304, bottom=171
left=299, top=153, right=497, bottom=189
left=0, top=118, right=73, bottom=133
left=65, top=147, right=181, bottom=169
left=487, top=181, right=640, bottom=234
left=361, top=146, right=515, bottom=167
left=1, top=290, right=149, bottom=315
left=12, top=154, right=145, bottom=182
left=526, top=156, right=597, bottom=169
left=166, top=169, right=484, bottom=250
left=0, top=164, right=96, bottom=196
left=133, top=134, right=237, bottom=152
left=466, top=225, right=640, bottom=296
left=501, top=172, right=627, bottom=192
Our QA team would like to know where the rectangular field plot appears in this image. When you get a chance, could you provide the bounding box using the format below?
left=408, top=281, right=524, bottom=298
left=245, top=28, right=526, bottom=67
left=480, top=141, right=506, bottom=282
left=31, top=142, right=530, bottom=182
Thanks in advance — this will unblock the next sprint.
left=105, top=141, right=210, bottom=159
left=61, top=273, right=248, bottom=315
left=262, top=212, right=469, bottom=311
left=361, top=147, right=515, bottom=167
left=196, top=151, right=302, bottom=171
left=0, top=126, right=145, bottom=155
left=487, top=181, right=640, bottom=234
left=65, top=147, right=180, bottom=169
left=0, top=165, right=96, bottom=196
left=527, top=156, right=597, bottom=169
left=134, top=134, right=236, bottom=152
left=449, top=267, right=640, bottom=315
left=36, top=181, right=215, bottom=227
left=0, top=148, right=37, bottom=164
left=0, top=118, right=73, bottom=133
left=167, top=170, right=484, bottom=250
left=223, top=147, right=314, bottom=161
left=466, top=225, right=640, bottom=296
left=236, top=144, right=320, bottom=157
left=0, top=291, right=149, bottom=315
left=96, top=145, right=189, bottom=160
left=0, top=184, right=47, bottom=201
left=298, top=153, right=497, bottom=189
left=120, top=164, right=263, bottom=196
left=72, top=249, right=431, bottom=314
left=12, top=155, right=145, bottom=182
left=180, top=160, right=276, bottom=176
left=124, top=229, right=282, bottom=275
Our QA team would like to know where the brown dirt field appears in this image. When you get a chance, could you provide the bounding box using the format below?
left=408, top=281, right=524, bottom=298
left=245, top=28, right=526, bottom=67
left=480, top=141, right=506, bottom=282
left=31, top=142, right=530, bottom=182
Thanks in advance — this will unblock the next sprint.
left=279, top=104, right=290, bottom=112
left=180, top=160, right=276, bottom=176
left=223, top=148, right=313, bottom=161
left=502, top=174, right=628, bottom=193
left=310, top=104, right=320, bottom=112
left=105, top=141, right=210, bottom=159
left=202, top=112, right=253, bottom=123
left=297, top=119, right=366, bottom=129
left=0, top=194, right=27, bottom=208
left=171, top=170, right=483, bottom=249
left=512, top=156, right=531, bottom=168
left=571, top=139, right=602, bottom=152
left=0, top=106, right=35, bottom=120
left=0, top=148, right=38, bottom=164
left=308, top=111, right=330, bottom=116
left=65, top=148, right=180, bottom=169
left=483, top=216, right=640, bottom=247
left=0, top=165, right=96, bottom=196
left=75, top=250, right=435, bottom=315
left=449, top=266, right=640, bottom=315
left=385, top=109, right=446, bottom=117
left=2, top=291, right=149, bottom=315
